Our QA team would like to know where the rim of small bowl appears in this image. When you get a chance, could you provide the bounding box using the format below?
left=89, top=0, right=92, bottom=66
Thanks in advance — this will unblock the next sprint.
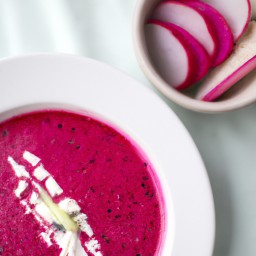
left=132, top=0, right=256, bottom=113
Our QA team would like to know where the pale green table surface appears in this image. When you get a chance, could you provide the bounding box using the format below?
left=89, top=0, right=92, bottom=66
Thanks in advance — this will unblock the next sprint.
left=0, top=1, right=256, bottom=255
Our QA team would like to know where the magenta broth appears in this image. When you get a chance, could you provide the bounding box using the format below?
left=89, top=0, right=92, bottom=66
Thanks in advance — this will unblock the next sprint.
left=0, top=110, right=165, bottom=256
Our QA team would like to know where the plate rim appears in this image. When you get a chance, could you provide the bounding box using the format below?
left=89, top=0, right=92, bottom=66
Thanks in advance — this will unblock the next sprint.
left=0, top=53, right=215, bottom=255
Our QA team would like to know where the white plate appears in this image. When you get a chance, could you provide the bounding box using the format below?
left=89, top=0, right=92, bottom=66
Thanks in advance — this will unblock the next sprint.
left=0, top=54, right=215, bottom=256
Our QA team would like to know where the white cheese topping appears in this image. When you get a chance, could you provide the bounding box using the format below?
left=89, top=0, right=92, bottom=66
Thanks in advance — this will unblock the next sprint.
left=45, top=176, right=63, bottom=197
left=85, top=239, right=102, bottom=256
left=23, top=151, right=41, bottom=166
left=14, top=180, right=28, bottom=198
left=28, top=186, right=59, bottom=225
left=67, top=232, right=78, bottom=256
left=20, top=197, right=73, bottom=252
left=77, top=237, right=89, bottom=256
left=40, top=231, right=53, bottom=246
left=8, top=156, right=30, bottom=178
left=30, top=191, right=40, bottom=205
left=59, top=231, right=78, bottom=256
left=33, top=164, right=50, bottom=181
left=9, top=153, right=102, bottom=256
left=58, top=198, right=81, bottom=215
left=20, top=200, right=32, bottom=214
left=73, top=213, right=93, bottom=237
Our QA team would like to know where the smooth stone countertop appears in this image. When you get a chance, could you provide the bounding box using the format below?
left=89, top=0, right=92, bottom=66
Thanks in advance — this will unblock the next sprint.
left=0, top=0, right=255, bottom=255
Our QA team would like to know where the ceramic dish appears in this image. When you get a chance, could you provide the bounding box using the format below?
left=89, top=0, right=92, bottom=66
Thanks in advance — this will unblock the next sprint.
left=132, top=0, right=256, bottom=113
left=0, top=54, right=215, bottom=255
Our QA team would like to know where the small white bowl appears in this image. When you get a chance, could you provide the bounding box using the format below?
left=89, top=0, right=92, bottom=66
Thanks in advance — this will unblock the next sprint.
left=132, top=0, right=256, bottom=113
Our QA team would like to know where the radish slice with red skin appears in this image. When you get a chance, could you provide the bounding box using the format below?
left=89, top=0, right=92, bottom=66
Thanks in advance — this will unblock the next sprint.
left=179, top=0, right=234, bottom=67
left=202, top=0, right=251, bottom=40
left=161, top=21, right=210, bottom=83
left=152, top=1, right=217, bottom=61
left=150, top=20, right=210, bottom=83
left=196, top=21, right=256, bottom=101
left=145, top=21, right=194, bottom=89
left=145, top=20, right=210, bottom=89
left=199, top=56, right=256, bottom=101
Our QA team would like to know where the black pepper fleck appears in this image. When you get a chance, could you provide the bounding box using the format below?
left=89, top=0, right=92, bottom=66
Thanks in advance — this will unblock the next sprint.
left=53, top=222, right=65, bottom=231
left=89, top=187, right=95, bottom=193
left=145, top=192, right=154, bottom=198
left=2, top=130, right=8, bottom=137
left=128, top=212, right=135, bottom=220
left=102, top=234, right=110, bottom=244
left=143, top=176, right=149, bottom=180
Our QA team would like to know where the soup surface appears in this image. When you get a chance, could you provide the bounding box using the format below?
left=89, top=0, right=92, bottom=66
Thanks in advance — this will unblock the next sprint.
left=0, top=110, right=164, bottom=256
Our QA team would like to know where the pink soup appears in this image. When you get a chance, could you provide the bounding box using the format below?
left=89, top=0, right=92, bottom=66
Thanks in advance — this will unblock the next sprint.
left=0, top=110, right=165, bottom=256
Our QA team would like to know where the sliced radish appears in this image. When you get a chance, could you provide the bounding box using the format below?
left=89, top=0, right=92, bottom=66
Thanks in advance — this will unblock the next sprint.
left=145, top=20, right=210, bottom=89
left=202, top=0, right=251, bottom=40
left=180, top=0, right=234, bottom=67
left=152, top=1, right=217, bottom=61
left=196, top=21, right=256, bottom=101
left=164, top=21, right=210, bottom=83
left=145, top=22, right=192, bottom=90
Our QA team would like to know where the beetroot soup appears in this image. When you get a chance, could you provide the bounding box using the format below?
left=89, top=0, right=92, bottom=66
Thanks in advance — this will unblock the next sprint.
left=0, top=110, right=165, bottom=256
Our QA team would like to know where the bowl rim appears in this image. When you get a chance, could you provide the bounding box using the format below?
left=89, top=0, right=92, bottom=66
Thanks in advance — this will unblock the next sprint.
left=0, top=53, right=215, bottom=255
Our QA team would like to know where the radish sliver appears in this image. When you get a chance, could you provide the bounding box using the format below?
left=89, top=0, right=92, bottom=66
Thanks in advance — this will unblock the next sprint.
left=152, top=1, right=217, bottom=61
left=145, top=20, right=210, bottom=89
left=180, top=0, right=234, bottom=67
left=197, top=21, right=256, bottom=101
left=202, top=0, right=251, bottom=40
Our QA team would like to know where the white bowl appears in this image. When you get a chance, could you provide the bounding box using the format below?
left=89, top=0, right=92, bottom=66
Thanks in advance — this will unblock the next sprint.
left=132, top=0, right=256, bottom=113
left=0, top=54, right=215, bottom=255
